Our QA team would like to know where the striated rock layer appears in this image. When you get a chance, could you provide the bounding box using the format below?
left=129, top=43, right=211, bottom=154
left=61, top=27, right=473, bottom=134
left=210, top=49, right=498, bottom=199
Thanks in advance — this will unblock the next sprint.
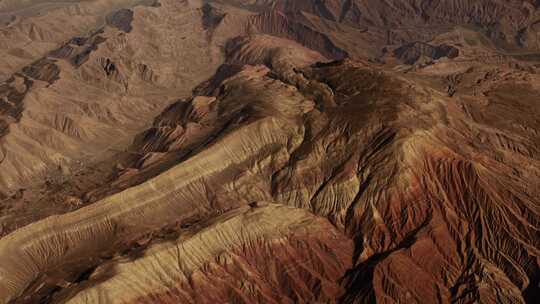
left=0, top=1, right=540, bottom=304
left=1, top=54, right=540, bottom=303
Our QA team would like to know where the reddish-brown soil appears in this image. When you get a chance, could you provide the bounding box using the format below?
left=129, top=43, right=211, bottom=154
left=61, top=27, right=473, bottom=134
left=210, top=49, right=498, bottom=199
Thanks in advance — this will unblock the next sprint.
left=1, top=1, right=540, bottom=303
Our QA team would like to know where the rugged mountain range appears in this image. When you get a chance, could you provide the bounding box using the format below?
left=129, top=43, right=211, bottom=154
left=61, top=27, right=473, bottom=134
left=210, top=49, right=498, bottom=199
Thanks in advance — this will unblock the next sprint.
left=1, top=0, right=540, bottom=303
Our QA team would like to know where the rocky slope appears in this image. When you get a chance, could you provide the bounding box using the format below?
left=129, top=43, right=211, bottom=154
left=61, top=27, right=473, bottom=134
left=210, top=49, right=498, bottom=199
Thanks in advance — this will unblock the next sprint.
left=1, top=1, right=540, bottom=303
left=0, top=0, right=255, bottom=193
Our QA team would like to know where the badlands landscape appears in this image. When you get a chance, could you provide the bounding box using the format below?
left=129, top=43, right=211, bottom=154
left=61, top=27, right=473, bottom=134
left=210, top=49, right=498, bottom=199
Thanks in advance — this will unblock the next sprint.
left=0, top=0, right=540, bottom=303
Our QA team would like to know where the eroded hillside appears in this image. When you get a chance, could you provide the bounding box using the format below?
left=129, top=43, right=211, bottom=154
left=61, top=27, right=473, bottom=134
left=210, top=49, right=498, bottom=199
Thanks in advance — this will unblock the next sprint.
left=1, top=0, right=540, bottom=303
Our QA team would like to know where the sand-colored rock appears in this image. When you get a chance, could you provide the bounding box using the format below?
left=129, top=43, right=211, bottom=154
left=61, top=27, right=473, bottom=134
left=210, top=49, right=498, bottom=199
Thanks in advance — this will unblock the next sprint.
left=1, top=1, right=540, bottom=304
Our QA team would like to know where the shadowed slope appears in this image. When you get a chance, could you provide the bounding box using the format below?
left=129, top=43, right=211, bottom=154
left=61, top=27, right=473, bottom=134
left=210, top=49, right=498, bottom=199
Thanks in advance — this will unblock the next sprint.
left=1, top=1, right=540, bottom=304
left=1, top=57, right=539, bottom=303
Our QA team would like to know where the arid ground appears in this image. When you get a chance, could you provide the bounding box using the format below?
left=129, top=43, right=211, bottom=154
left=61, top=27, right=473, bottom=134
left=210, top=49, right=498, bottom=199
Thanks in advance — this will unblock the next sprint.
left=1, top=1, right=540, bottom=303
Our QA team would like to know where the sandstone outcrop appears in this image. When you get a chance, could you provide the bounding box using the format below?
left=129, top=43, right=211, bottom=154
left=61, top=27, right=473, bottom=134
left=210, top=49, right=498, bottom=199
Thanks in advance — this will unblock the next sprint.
left=1, top=1, right=540, bottom=303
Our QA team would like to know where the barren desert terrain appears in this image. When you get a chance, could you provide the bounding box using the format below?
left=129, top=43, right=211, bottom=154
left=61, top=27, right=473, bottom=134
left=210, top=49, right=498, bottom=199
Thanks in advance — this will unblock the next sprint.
left=1, top=1, right=540, bottom=303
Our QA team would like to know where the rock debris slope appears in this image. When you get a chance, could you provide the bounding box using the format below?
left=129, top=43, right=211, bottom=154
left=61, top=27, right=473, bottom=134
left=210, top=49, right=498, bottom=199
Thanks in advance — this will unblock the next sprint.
left=0, top=1, right=540, bottom=304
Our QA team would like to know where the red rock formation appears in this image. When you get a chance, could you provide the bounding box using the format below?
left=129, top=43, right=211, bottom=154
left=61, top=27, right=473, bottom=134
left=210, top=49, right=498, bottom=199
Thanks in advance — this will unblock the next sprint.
left=0, top=1, right=540, bottom=304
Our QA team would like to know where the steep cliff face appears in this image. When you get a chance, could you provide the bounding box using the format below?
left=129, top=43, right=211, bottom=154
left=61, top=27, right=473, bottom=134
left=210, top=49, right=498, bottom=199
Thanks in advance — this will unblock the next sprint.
left=1, top=1, right=540, bottom=304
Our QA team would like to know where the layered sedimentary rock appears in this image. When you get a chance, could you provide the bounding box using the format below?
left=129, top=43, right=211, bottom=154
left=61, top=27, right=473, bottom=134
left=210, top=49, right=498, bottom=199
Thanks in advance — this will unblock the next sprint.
left=0, top=0, right=250, bottom=192
left=1, top=1, right=540, bottom=304
left=1, top=54, right=540, bottom=302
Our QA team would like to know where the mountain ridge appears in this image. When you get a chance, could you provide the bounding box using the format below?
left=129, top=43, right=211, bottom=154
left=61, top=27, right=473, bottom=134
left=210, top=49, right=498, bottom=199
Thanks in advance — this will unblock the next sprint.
left=0, top=1, right=540, bottom=303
